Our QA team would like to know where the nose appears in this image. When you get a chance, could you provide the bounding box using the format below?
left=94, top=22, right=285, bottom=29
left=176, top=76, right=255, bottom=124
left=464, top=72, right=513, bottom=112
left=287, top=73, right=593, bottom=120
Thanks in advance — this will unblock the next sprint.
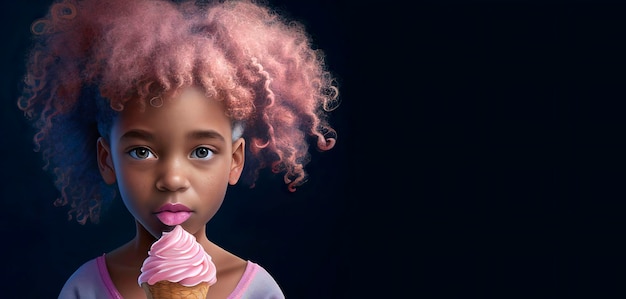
left=155, top=158, right=190, bottom=192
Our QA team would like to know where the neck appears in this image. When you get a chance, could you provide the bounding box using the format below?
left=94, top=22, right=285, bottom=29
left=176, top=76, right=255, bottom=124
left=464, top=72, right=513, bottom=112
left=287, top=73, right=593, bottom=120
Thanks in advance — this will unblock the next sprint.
left=191, top=224, right=213, bottom=253
left=133, top=220, right=158, bottom=256
left=105, top=220, right=157, bottom=270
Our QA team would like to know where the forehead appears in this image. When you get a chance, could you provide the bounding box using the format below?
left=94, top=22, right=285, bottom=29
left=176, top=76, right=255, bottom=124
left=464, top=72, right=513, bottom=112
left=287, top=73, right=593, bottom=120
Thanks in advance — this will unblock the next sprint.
left=112, top=87, right=232, bottom=138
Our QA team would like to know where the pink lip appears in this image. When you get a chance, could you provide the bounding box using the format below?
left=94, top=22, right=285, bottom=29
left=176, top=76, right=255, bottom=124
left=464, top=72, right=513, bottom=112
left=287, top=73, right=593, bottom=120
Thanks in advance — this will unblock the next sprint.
left=155, top=204, right=192, bottom=226
left=157, top=203, right=191, bottom=213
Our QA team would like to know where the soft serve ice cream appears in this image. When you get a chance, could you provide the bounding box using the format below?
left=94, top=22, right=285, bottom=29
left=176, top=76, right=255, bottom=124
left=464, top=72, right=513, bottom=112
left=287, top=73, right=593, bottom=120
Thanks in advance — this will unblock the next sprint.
left=138, top=225, right=217, bottom=298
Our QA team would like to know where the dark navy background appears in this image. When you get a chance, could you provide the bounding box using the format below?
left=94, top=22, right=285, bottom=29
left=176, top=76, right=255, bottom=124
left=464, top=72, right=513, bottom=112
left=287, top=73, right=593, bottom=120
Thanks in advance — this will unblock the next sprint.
left=3, top=0, right=626, bottom=298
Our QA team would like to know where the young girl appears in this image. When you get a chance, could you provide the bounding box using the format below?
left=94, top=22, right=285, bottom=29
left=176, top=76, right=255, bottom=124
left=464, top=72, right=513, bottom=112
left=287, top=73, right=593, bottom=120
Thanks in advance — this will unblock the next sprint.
left=18, top=0, right=339, bottom=298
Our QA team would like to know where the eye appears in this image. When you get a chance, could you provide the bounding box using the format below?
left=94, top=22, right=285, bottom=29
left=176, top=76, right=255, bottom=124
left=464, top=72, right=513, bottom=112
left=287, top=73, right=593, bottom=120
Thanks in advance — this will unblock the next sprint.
left=128, top=147, right=156, bottom=160
left=190, top=147, right=214, bottom=160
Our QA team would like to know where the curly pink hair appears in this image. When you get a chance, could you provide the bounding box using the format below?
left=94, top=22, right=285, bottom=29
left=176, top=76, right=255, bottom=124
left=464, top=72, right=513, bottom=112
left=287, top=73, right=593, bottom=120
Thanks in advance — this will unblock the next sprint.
left=18, top=0, right=339, bottom=224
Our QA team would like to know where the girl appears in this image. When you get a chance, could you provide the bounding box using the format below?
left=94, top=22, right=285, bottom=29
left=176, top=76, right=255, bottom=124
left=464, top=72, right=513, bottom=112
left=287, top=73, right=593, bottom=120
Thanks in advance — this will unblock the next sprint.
left=17, top=0, right=339, bottom=298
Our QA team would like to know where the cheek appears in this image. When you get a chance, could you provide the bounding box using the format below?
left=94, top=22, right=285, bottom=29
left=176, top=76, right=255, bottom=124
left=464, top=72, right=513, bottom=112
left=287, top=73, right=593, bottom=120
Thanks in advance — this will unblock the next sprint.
left=115, top=166, right=153, bottom=205
left=195, top=177, right=223, bottom=199
left=194, top=175, right=228, bottom=207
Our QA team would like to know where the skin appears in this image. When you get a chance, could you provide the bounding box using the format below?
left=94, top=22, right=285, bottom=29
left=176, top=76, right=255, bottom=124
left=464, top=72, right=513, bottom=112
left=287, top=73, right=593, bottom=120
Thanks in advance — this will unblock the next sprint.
left=96, top=87, right=247, bottom=298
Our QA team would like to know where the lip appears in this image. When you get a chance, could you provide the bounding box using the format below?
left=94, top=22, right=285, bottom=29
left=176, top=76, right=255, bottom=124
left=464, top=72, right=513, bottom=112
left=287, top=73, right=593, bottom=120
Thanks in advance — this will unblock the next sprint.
left=157, top=203, right=192, bottom=213
left=155, top=203, right=192, bottom=226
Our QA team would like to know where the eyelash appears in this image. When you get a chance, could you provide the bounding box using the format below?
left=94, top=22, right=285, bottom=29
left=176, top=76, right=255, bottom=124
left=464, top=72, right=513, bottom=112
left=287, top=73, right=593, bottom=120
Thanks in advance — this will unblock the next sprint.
left=127, top=147, right=214, bottom=160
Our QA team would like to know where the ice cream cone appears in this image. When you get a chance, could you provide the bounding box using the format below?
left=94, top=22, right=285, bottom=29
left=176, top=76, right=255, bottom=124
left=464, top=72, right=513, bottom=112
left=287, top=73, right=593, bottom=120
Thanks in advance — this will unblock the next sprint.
left=139, top=226, right=216, bottom=298
left=142, top=281, right=209, bottom=299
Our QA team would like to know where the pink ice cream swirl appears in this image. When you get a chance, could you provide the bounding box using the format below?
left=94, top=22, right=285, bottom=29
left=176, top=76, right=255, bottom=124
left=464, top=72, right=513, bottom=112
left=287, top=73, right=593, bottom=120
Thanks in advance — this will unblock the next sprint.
left=138, top=225, right=217, bottom=287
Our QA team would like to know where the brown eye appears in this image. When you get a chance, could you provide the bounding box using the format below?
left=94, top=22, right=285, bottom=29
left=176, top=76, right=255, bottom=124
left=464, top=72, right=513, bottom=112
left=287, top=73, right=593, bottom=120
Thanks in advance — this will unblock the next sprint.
left=128, top=147, right=155, bottom=160
left=191, top=147, right=213, bottom=159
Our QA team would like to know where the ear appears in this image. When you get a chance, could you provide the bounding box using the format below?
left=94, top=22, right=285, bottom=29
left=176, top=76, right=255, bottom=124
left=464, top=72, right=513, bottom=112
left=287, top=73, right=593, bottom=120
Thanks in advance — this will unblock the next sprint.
left=97, top=137, right=117, bottom=185
left=228, top=137, right=245, bottom=185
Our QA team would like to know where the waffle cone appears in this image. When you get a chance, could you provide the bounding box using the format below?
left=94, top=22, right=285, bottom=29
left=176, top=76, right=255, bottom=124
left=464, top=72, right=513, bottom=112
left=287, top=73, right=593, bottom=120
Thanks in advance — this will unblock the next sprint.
left=141, top=281, right=209, bottom=299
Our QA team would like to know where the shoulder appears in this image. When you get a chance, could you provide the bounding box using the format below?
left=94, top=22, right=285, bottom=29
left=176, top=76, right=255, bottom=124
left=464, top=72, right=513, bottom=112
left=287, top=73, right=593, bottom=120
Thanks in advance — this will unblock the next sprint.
left=58, top=255, right=118, bottom=299
left=230, top=261, right=285, bottom=299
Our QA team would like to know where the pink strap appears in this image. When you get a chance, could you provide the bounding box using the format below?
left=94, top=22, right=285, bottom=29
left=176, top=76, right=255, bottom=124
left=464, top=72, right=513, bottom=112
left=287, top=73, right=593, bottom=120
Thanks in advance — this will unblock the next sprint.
left=96, top=254, right=124, bottom=299
left=227, top=261, right=259, bottom=299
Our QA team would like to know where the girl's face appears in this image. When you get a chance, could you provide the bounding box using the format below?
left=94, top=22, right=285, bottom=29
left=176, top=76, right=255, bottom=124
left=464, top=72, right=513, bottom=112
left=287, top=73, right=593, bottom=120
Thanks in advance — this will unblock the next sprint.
left=97, top=87, right=245, bottom=239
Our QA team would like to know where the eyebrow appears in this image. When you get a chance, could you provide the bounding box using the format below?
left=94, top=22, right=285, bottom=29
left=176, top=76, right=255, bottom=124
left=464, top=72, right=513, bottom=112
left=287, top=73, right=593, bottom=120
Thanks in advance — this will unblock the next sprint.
left=188, top=130, right=225, bottom=142
left=119, top=129, right=226, bottom=142
left=120, top=129, right=154, bottom=141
